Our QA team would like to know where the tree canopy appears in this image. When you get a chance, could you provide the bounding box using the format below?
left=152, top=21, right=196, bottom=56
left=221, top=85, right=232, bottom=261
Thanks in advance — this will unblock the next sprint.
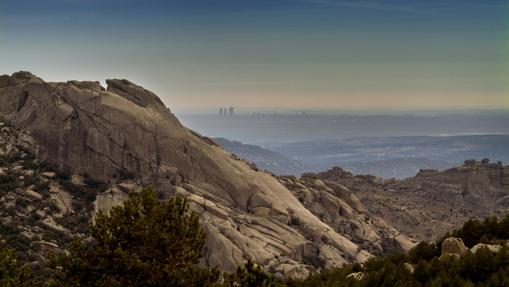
left=51, top=188, right=219, bottom=286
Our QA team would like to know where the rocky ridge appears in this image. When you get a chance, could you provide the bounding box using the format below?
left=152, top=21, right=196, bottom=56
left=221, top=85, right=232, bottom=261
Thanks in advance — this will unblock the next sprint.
left=278, top=173, right=415, bottom=256
left=313, top=162, right=509, bottom=242
left=0, top=72, right=411, bottom=278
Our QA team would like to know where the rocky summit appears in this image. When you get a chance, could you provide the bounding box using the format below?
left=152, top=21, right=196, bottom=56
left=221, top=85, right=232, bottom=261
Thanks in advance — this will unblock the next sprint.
left=0, top=71, right=414, bottom=278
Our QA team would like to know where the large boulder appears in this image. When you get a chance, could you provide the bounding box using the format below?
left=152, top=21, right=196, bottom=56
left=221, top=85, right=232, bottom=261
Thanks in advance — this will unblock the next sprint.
left=393, top=234, right=416, bottom=253
left=441, top=237, right=468, bottom=257
left=470, top=243, right=502, bottom=254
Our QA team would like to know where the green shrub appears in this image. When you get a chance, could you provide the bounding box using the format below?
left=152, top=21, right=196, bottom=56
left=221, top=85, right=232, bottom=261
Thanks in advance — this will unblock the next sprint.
left=408, top=242, right=440, bottom=263
left=0, top=239, right=31, bottom=286
left=224, top=259, right=285, bottom=287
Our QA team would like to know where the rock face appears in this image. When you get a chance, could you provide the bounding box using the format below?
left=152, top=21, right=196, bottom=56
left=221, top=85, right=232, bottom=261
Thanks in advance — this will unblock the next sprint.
left=278, top=174, right=414, bottom=256
left=0, top=71, right=408, bottom=277
left=313, top=164, right=509, bottom=242
left=441, top=237, right=468, bottom=257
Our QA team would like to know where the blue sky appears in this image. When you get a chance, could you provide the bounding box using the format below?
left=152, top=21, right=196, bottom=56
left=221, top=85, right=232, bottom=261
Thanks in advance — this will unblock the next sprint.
left=1, top=0, right=508, bottom=112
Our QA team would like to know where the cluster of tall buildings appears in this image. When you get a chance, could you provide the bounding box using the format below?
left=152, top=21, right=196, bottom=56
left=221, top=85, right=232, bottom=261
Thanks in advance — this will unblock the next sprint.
left=219, top=107, right=234, bottom=116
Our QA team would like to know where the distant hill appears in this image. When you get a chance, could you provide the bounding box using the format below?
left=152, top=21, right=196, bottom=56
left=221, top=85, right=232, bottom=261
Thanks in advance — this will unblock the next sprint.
left=212, top=135, right=509, bottom=179
left=270, top=135, right=509, bottom=179
left=213, top=137, right=309, bottom=176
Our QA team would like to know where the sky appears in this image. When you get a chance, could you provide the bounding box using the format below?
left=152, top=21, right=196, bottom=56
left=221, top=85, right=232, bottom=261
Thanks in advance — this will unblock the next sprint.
left=1, top=0, right=508, bottom=113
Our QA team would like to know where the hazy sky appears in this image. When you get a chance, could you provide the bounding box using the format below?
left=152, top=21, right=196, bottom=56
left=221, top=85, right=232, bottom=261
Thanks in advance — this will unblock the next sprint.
left=1, top=0, right=508, bottom=112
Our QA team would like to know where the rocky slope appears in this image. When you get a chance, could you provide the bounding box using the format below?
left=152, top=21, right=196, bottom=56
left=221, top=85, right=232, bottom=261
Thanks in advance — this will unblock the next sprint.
left=0, top=71, right=411, bottom=278
left=313, top=162, right=509, bottom=242
left=278, top=174, right=414, bottom=256
left=0, top=122, right=100, bottom=276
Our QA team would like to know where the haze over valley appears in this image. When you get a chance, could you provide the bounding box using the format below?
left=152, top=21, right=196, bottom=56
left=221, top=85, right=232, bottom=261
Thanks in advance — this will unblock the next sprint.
left=182, top=113, right=509, bottom=178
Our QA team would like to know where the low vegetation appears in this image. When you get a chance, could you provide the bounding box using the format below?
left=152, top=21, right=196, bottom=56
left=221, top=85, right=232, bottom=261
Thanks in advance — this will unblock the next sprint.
left=0, top=241, right=31, bottom=286
left=0, top=188, right=283, bottom=286
left=288, top=214, right=509, bottom=287
left=3, top=185, right=509, bottom=286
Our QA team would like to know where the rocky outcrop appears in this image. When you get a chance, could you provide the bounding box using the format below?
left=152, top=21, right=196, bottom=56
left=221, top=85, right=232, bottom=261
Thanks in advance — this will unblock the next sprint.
left=279, top=174, right=414, bottom=256
left=441, top=237, right=468, bottom=258
left=314, top=164, right=509, bottom=242
left=0, top=72, right=408, bottom=277
left=470, top=243, right=502, bottom=254
left=0, top=123, right=101, bottom=267
left=439, top=238, right=506, bottom=258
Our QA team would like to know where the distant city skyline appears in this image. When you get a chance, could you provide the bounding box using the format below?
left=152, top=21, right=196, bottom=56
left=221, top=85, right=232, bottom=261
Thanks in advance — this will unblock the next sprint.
left=180, top=107, right=509, bottom=116
left=2, top=0, right=508, bottom=112
left=219, top=107, right=235, bottom=116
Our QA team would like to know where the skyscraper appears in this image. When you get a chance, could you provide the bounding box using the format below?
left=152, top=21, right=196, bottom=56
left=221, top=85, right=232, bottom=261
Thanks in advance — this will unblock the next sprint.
left=229, top=107, right=234, bottom=116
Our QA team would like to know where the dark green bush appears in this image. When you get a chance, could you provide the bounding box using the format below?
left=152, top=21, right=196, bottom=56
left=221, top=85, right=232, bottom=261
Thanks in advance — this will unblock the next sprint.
left=0, top=239, right=31, bottom=286
left=51, top=188, right=219, bottom=286
left=224, top=259, right=285, bottom=287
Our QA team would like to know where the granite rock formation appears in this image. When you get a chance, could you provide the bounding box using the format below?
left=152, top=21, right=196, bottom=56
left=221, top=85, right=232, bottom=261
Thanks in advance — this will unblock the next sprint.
left=313, top=162, right=509, bottom=242
left=0, top=72, right=411, bottom=277
left=278, top=173, right=414, bottom=255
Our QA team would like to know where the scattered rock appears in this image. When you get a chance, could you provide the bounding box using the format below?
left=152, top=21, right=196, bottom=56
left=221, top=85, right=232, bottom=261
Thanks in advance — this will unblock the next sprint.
left=71, top=175, right=85, bottom=186
left=49, top=184, right=74, bottom=214
left=117, top=181, right=140, bottom=193
left=42, top=216, right=67, bottom=233
left=41, top=172, right=56, bottom=178
left=12, top=165, right=24, bottom=172
left=24, top=189, right=43, bottom=201
left=346, top=272, right=365, bottom=280
left=404, top=262, right=415, bottom=273
left=32, top=241, right=60, bottom=253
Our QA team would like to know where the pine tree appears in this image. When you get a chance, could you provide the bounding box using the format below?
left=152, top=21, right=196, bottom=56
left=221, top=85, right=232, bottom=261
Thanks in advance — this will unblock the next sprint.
left=51, top=188, right=219, bottom=286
